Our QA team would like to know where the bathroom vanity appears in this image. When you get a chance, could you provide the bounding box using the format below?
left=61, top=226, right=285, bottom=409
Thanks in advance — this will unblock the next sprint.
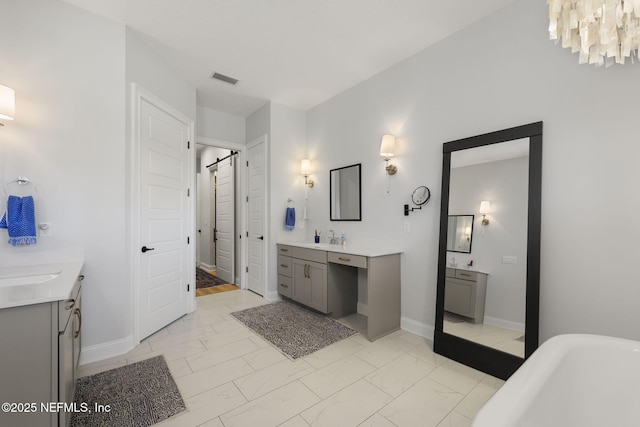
left=444, top=267, right=488, bottom=324
left=0, top=252, right=84, bottom=427
left=277, top=242, right=401, bottom=341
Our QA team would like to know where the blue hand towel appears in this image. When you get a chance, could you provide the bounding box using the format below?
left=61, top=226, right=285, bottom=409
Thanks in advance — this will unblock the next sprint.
left=285, top=207, right=295, bottom=231
left=0, top=195, right=37, bottom=246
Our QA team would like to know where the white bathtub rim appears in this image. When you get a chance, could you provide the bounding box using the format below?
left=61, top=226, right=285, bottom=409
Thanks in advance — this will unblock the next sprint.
left=472, top=334, right=640, bottom=427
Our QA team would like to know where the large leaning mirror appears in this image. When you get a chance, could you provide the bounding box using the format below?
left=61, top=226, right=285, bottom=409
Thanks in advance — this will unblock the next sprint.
left=434, top=122, right=542, bottom=380
left=330, top=163, right=361, bottom=221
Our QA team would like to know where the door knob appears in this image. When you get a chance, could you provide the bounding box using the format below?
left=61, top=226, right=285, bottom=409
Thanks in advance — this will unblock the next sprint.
left=257, top=236, right=264, bottom=240
left=141, top=246, right=155, bottom=253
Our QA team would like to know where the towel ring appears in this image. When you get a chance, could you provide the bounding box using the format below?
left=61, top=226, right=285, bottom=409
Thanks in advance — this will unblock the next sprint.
left=287, top=198, right=295, bottom=207
left=3, top=176, right=38, bottom=197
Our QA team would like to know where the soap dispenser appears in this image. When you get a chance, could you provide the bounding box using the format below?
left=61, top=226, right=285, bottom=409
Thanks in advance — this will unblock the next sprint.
left=340, top=231, right=346, bottom=246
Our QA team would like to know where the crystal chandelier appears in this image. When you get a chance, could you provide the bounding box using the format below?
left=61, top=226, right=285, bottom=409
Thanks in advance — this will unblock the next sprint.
left=548, top=0, right=640, bottom=66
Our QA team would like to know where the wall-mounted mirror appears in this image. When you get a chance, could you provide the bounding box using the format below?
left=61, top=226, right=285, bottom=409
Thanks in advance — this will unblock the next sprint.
left=447, top=215, right=474, bottom=253
left=330, top=163, right=361, bottom=221
left=434, top=122, right=542, bottom=380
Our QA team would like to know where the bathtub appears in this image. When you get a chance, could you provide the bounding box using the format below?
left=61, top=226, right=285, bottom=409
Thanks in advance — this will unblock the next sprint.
left=472, top=334, right=640, bottom=427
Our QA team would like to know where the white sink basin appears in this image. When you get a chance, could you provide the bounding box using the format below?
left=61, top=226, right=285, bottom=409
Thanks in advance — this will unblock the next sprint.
left=0, top=271, right=61, bottom=288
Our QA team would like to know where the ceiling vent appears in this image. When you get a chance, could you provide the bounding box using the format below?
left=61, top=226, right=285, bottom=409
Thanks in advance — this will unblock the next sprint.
left=210, top=72, right=239, bottom=85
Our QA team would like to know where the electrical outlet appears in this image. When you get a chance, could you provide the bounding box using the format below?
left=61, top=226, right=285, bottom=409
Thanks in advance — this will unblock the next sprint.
left=38, top=222, right=52, bottom=237
left=502, top=256, right=517, bottom=264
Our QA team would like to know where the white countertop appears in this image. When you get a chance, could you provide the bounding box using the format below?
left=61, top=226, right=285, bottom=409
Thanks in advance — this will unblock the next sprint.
left=0, top=249, right=85, bottom=309
left=278, top=241, right=402, bottom=257
left=447, top=265, right=490, bottom=275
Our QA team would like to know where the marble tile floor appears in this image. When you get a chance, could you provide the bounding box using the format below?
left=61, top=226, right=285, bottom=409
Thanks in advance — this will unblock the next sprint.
left=443, top=316, right=524, bottom=358
left=78, top=290, right=504, bottom=427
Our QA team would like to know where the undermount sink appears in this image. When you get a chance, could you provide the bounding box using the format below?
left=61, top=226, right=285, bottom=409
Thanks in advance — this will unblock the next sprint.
left=0, top=271, right=61, bottom=288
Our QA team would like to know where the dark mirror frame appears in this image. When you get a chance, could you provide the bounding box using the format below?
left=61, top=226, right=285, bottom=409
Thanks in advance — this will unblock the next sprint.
left=434, top=122, right=542, bottom=380
left=329, top=163, right=362, bottom=221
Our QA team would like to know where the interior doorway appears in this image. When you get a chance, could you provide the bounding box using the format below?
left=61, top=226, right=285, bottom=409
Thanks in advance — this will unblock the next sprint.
left=196, top=142, right=241, bottom=294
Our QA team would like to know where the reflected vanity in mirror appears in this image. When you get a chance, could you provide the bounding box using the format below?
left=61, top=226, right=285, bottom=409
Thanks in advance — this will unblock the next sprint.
left=330, top=163, right=361, bottom=221
left=447, top=215, right=474, bottom=253
left=434, top=122, right=542, bottom=380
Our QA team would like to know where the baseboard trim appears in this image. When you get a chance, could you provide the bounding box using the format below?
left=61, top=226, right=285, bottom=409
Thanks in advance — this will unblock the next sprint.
left=357, top=302, right=369, bottom=316
left=264, top=290, right=280, bottom=301
left=401, top=316, right=434, bottom=341
left=484, top=316, right=525, bottom=333
left=79, top=334, right=136, bottom=366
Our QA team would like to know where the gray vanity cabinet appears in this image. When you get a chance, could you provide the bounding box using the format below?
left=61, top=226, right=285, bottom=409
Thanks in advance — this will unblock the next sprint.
left=292, top=259, right=328, bottom=313
left=277, top=245, right=329, bottom=313
left=0, top=274, right=83, bottom=427
left=444, top=268, right=487, bottom=324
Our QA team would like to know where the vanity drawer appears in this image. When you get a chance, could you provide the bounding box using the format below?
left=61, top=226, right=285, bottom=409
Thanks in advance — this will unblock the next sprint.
left=446, top=268, right=455, bottom=278
left=58, top=274, right=83, bottom=331
left=277, top=275, right=292, bottom=298
left=327, top=252, right=367, bottom=269
left=291, top=247, right=327, bottom=264
left=277, top=255, right=292, bottom=277
left=277, top=245, right=293, bottom=255
left=455, top=270, right=477, bottom=282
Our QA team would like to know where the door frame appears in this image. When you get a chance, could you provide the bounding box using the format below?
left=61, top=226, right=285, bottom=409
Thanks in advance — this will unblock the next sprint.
left=130, top=83, right=195, bottom=345
left=196, top=136, right=248, bottom=289
left=246, top=135, right=269, bottom=297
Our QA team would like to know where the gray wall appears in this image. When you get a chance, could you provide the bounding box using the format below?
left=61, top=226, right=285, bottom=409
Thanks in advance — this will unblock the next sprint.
left=305, top=0, right=640, bottom=343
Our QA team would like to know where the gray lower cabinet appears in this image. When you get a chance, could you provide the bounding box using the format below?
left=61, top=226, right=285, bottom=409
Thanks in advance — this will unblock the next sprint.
left=292, top=258, right=327, bottom=313
left=444, top=268, right=487, bottom=324
left=0, top=274, right=83, bottom=427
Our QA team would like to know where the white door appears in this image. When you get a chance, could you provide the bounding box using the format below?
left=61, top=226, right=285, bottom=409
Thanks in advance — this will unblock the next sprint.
left=247, top=137, right=266, bottom=295
left=215, top=155, right=234, bottom=283
left=138, top=97, right=190, bottom=339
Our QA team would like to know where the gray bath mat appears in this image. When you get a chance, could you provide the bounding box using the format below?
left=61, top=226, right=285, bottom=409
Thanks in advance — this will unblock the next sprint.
left=231, top=300, right=357, bottom=359
left=70, top=355, right=186, bottom=426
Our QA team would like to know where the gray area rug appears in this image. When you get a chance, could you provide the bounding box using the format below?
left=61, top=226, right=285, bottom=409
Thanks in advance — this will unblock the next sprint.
left=231, top=300, right=357, bottom=359
left=70, top=355, right=186, bottom=427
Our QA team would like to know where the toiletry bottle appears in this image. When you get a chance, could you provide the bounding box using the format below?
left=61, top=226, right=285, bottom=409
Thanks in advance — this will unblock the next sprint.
left=340, top=231, right=346, bottom=246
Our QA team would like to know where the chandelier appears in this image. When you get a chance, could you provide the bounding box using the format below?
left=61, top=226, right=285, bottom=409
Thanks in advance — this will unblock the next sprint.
left=548, top=0, right=640, bottom=66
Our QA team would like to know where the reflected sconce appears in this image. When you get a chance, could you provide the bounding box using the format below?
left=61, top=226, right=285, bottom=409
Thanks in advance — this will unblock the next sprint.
left=0, top=85, right=15, bottom=126
left=380, top=134, right=397, bottom=175
left=465, top=226, right=472, bottom=241
left=479, top=201, right=491, bottom=226
left=300, top=158, right=314, bottom=188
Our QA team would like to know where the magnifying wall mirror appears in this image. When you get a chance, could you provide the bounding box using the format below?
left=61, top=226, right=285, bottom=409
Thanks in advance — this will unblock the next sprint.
left=434, top=122, right=542, bottom=380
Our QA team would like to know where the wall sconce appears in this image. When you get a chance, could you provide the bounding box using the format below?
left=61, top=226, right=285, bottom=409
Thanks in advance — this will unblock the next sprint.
left=0, top=85, right=15, bottom=126
left=380, top=134, right=397, bottom=175
left=479, top=201, right=491, bottom=226
left=300, top=158, right=314, bottom=188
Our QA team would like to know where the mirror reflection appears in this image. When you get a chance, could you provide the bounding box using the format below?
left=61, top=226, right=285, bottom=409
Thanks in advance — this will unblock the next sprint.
left=443, top=138, right=530, bottom=358
left=446, top=215, right=474, bottom=253
left=330, top=163, right=361, bottom=221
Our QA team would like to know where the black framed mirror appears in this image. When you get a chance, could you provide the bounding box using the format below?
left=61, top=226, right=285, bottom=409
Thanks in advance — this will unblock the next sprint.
left=447, top=215, right=474, bottom=254
left=330, top=163, right=361, bottom=221
left=434, top=122, right=542, bottom=380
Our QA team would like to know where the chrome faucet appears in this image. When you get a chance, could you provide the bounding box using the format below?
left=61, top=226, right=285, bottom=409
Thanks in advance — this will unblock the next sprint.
left=328, top=230, right=339, bottom=245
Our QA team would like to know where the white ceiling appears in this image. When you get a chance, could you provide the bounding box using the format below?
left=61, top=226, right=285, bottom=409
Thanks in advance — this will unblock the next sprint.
left=61, top=0, right=513, bottom=117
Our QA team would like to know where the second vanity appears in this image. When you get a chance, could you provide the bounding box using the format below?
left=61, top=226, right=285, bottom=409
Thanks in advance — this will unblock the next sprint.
left=277, top=242, right=402, bottom=341
left=0, top=250, right=84, bottom=427
left=444, top=267, right=488, bottom=324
